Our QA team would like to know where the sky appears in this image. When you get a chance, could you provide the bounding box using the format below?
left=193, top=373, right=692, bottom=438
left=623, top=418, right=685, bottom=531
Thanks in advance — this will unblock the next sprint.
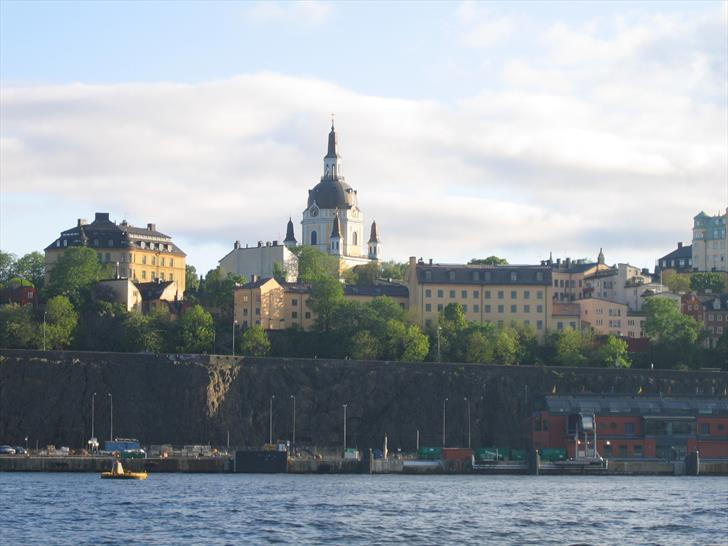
left=1, top=0, right=727, bottom=274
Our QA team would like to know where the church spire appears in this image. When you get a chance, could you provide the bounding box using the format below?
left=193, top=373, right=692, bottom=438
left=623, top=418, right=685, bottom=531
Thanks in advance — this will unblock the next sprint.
left=283, top=217, right=297, bottom=248
left=597, top=247, right=605, bottom=265
left=330, top=211, right=342, bottom=256
left=367, top=220, right=380, bottom=261
left=323, top=118, right=342, bottom=178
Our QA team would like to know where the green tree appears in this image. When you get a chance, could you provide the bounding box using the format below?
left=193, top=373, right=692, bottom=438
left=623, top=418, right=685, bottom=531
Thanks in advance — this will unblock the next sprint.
left=178, top=305, right=215, bottom=353
left=383, top=319, right=429, bottom=361
left=120, top=312, right=163, bottom=352
left=464, top=328, right=495, bottom=363
left=662, top=271, right=691, bottom=294
left=690, top=272, right=725, bottom=294
left=14, top=252, right=46, bottom=288
left=185, top=265, right=200, bottom=293
left=294, top=246, right=339, bottom=282
left=493, top=327, right=519, bottom=365
left=0, top=304, right=38, bottom=348
left=45, top=247, right=110, bottom=307
left=343, top=262, right=380, bottom=285
left=380, top=261, right=407, bottom=280
left=239, top=325, right=271, bottom=356
left=198, top=267, right=245, bottom=320
left=598, top=335, right=631, bottom=368
left=644, top=297, right=701, bottom=368
left=272, top=261, right=287, bottom=282
left=44, top=295, right=78, bottom=349
left=350, top=330, right=380, bottom=360
left=469, top=256, right=508, bottom=265
left=0, top=251, right=16, bottom=284
left=551, top=329, right=588, bottom=366
left=307, top=276, right=344, bottom=332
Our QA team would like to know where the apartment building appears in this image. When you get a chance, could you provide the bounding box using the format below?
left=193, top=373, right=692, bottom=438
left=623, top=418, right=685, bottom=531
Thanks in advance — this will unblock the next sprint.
left=405, top=257, right=553, bottom=333
left=45, top=212, right=187, bottom=298
left=579, top=298, right=629, bottom=337
left=692, top=210, right=728, bottom=272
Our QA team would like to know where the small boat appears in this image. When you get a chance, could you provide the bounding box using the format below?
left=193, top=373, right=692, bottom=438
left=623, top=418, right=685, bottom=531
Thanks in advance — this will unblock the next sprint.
left=101, top=459, right=148, bottom=480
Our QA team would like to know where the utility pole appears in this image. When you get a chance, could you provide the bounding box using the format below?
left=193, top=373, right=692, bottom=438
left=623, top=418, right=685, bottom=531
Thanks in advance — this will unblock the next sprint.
left=232, top=320, right=238, bottom=356
left=342, top=404, right=348, bottom=455
left=464, top=397, right=471, bottom=449
left=442, top=397, right=448, bottom=447
left=269, top=395, right=275, bottom=444
left=91, top=392, right=96, bottom=441
left=108, top=393, right=113, bottom=442
left=290, top=395, right=296, bottom=448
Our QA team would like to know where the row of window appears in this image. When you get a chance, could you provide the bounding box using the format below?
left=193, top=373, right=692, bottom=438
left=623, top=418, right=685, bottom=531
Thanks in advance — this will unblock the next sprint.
left=425, top=318, right=545, bottom=330
left=425, top=288, right=544, bottom=300
left=554, top=279, right=581, bottom=288
left=424, top=270, right=545, bottom=282
left=96, top=252, right=175, bottom=267
left=706, top=314, right=726, bottom=322
left=128, top=269, right=173, bottom=282
left=425, top=303, right=545, bottom=314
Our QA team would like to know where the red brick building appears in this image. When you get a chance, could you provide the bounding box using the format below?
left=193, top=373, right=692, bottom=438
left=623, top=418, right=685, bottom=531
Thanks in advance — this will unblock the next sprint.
left=0, top=285, right=37, bottom=306
left=532, top=395, right=728, bottom=460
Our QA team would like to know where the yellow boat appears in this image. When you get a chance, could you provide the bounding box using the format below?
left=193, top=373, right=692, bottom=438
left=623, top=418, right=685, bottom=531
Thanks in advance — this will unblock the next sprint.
left=101, top=460, right=148, bottom=480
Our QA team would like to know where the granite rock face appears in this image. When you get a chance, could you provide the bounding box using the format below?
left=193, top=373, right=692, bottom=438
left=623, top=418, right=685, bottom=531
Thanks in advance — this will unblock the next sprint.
left=1, top=349, right=726, bottom=450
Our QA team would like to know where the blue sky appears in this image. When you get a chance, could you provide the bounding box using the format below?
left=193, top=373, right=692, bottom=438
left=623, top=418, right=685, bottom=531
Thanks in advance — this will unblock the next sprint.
left=1, top=1, right=726, bottom=273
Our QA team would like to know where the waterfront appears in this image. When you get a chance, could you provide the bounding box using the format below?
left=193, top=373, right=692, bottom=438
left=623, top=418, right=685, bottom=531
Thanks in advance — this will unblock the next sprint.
left=1, top=474, right=726, bottom=545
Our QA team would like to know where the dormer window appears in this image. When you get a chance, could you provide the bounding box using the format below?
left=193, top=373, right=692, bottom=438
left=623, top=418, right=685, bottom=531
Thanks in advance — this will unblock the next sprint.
left=449, top=271, right=456, bottom=281
left=108, top=239, right=114, bottom=247
left=424, top=270, right=432, bottom=281
left=484, top=272, right=492, bottom=281
left=536, top=272, right=544, bottom=281
left=510, top=272, right=517, bottom=281
left=714, top=300, right=721, bottom=310
left=472, top=271, right=479, bottom=281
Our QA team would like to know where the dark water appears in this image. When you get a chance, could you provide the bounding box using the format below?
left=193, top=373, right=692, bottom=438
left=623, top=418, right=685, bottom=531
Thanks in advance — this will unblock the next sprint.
left=1, top=473, right=726, bottom=545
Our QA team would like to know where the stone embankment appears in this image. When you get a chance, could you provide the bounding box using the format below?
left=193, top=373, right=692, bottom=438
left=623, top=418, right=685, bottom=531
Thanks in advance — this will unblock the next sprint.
left=1, top=349, right=726, bottom=451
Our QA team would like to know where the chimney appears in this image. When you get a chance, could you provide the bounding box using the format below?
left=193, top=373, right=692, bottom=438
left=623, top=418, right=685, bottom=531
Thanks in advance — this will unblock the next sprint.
left=258, top=241, right=263, bottom=248
left=77, top=218, right=87, bottom=227
left=272, top=240, right=278, bottom=246
left=556, top=258, right=561, bottom=266
left=95, top=212, right=110, bottom=222
left=147, top=223, right=156, bottom=231
left=677, top=242, right=683, bottom=249
left=234, top=241, right=241, bottom=249
left=429, top=258, right=433, bottom=265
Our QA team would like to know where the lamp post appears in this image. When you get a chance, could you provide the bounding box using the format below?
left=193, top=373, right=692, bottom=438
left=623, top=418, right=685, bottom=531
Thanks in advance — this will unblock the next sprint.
left=437, top=326, right=442, bottom=362
left=91, top=392, right=96, bottom=440
left=108, top=393, right=113, bottom=442
left=269, top=395, right=275, bottom=445
left=442, top=397, right=448, bottom=447
left=232, top=320, right=238, bottom=356
left=342, top=404, right=348, bottom=455
left=464, top=396, right=471, bottom=448
left=290, top=395, right=296, bottom=449
left=42, top=312, right=47, bottom=351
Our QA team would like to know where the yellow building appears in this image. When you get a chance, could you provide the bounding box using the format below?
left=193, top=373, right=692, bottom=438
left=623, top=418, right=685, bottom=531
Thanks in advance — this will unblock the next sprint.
left=233, top=276, right=408, bottom=330
left=405, top=257, right=554, bottom=334
left=547, top=250, right=613, bottom=302
left=45, top=212, right=187, bottom=298
left=579, top=297, right=629, bottom=336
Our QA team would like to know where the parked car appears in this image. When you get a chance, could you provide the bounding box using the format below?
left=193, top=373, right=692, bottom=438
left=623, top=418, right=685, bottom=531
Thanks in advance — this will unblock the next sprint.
left=13, top=446, right=28, bottom=455
left=0, top=445, right=16, bottom=455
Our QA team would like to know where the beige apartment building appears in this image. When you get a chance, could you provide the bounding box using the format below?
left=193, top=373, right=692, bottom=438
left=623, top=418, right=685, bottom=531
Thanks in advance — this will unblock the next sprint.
left=233, top=277, right=408, bottom=330
left=579, top=298, right=629, bottom=336
left=405, top=257, right=553, bottom=333
left=45, top=212, right=187, bottom=298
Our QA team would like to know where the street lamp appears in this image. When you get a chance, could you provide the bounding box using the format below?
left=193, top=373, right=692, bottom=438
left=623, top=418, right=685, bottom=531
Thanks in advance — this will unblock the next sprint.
left=290, top=395, right=296, bottom=449
left=342, top=404, right=348, bottom=455
left=107, top=393, right=113, bottom=442
left=232, top=320, right=238, bottom=356
left=464, top=396, right=471, bottom=449
left=442, top=397, right=448, bottom=447
left=269, top=395, right=275, bottom=445
left=437, top=326, right=442, bottom=362
left=42, top=312, right=47, bottom=351
left=91, top=392, right=96, bottom=441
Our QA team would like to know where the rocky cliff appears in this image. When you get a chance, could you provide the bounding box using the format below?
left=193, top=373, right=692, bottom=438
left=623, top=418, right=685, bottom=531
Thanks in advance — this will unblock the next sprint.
left=1, top=349, right=727, bottom=451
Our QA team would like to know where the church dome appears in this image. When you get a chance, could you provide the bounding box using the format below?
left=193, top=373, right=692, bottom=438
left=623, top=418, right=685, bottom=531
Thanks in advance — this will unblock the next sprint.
left=307, top=177, right=356, bottom=209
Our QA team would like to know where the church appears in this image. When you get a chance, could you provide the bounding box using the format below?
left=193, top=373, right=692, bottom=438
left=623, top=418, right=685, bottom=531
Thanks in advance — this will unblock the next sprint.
left=219, top=121, right=381, bottom=280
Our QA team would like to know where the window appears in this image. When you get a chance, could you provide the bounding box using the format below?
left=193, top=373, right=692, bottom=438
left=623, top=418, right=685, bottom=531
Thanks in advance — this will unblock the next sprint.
left=472, top=271, right=479, bottom=281
left=554, top=280, right=558, bottom=287
left=700, top=423, right=710, bottom=434
left=633, top=445, right=643, bottom=457
left=461, top=290, right=467, bottom=298
left=510, top=304, right=517, bottom=313
left=474, top=304, right=479, bottom=313
left=524, top=305, right=530, bottom=313
left=537, top=320, right=543, bottom=330
left=537, top=305, right=543, bottom=313
left=497, top=305, right=504, bottom=313
left=425, top=304, right=432, bottom=312
left=425, top=289, right=432, bottom=298
left=570, top=322, right=576, bottom=329
left=484, top=272, right=492, bottom=281
left=170, top=258, right=174, bottom=267
left=161, top=257, right=165, bottom=266
left=473, top=290, right=479, bottom=298
left=152, top=256, right=157, bottom=266
left=485, top=291, right=491, bottom=299
left=619, top=446, right=628, bottom=457
left=255, top=308, right=260, bottom=316
left=625, top=423, right=635, bottom=435
left=437, top=303, right=443, bottom=311
left=524, top=290, right=530, bottom=299
left=142, top=255, right=147, bottom=265
left=108, top=239, right=114, bottom=247
left=425, top=270, right=432, bottom=281
left=498, top=291, right=504, bottom=299
left=105, top=253, right=110, bottom=262
left=510, top=272, right=517, bottom=281
left=160, top=272, right=165, bottom=280
left=311, top=231, right=318, bottom=245
left=305, top=312, right=311, bottom=319
left=449, top=271, right=456, bottom=281
left=353, top=232, right=358, bottom=245
left=462, top=305, right=468, bottom=313
left=425, top=319, right=432, bottom=327
left=449, top=290, right=456, bottom=298
left=557, top=322, right=563, bottom=330
left=485, top=305, right=491, bottom=313
left=142, top=271, right=147, bottom=279
left=170, top=274, right=173, bottom=281
left=243, top=308, right=248, bottom=316
left=243, top=296, right=249, bottom=303
left=292, top=298, right=298, bottom=305
left=537, top=291, right=543, bottom=299
left=437, top=289, right=444, bottom=298
left=292, top=311, right=298, bottom=319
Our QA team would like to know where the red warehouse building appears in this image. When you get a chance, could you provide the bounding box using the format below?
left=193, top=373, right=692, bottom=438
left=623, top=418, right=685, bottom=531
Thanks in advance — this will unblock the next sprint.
left=532, top=395, right=728, bottom=461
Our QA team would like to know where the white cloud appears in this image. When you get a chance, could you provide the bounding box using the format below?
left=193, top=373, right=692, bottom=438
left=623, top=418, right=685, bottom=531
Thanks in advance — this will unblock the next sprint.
left=453, top=1, right=516, bottom=47
left=1, top=4, right=726, bottom=273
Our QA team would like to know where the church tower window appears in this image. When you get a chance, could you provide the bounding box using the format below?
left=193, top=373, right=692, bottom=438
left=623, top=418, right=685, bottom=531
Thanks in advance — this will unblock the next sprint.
left=311, top=231, right=318, bottom=245
left=353, top=232, right=358, bottom=246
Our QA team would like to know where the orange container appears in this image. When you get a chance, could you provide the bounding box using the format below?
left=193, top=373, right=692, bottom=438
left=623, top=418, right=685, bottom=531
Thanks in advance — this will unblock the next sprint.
left=442, top=448, right=474, bottom=461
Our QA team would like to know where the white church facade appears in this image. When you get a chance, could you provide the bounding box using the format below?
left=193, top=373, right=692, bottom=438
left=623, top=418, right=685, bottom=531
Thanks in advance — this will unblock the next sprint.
left=219, top=122, right=380, bottom=280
